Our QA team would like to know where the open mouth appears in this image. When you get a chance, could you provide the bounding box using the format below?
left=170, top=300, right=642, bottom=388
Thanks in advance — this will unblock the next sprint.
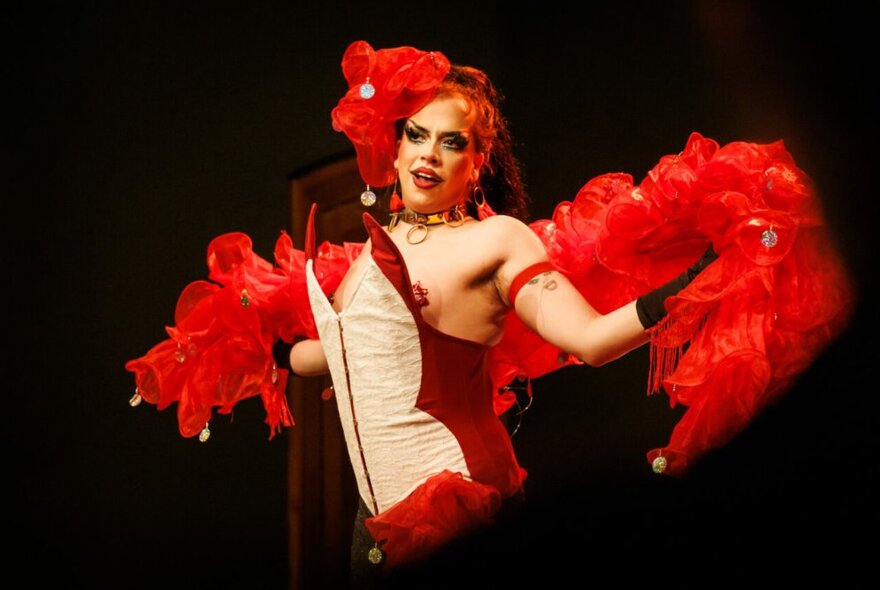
left=411, top=168, right=441, bottom=189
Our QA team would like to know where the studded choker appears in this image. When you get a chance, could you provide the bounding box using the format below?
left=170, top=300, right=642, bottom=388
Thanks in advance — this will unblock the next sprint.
left=388, top=203, right=469, bottom=244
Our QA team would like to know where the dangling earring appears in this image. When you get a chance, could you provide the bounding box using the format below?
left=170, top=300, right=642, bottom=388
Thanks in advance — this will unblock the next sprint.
left=360, top=184, right=377, bottom=207
left=473, top=184, right=495, bottom=220
left=389, top=178, right=404, bottom=212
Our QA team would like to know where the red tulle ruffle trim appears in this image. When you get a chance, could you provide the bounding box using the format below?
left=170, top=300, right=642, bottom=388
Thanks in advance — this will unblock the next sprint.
left=364, top=469, right=524, bottom=570
left=125, top=231, right=362, bottom=438
left=488, top=132, right=855, bottom=475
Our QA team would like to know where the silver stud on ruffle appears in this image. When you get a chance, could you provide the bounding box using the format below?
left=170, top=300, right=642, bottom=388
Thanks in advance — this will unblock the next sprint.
left=368, top=544, right=384, bottom=565
left=129, top=388, right=143, bottom=407
left=652, top=456, right=668, bottom=474
left=359, top=79, right=375, bottom=99
left=761, top=229, right=778, bottom=248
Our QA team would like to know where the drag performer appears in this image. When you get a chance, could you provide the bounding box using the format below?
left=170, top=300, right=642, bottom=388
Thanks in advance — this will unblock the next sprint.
left=125, top=40, right=854, bottom=586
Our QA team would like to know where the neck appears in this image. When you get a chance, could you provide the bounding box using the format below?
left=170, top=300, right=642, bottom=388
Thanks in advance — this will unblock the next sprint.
left=387, top=202, right=470, bottom=237
left=396, top=203, right=468, bottom=224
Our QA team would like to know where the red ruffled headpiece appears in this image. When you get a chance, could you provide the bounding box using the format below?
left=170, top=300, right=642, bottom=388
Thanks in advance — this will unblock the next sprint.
left=331, top=40, right=451, bottom=188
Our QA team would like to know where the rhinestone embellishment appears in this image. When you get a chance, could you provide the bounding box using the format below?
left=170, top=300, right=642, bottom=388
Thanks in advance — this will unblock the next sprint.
left=359, top=76, right=375, bottom=99
left=652, top=456, right=668, bottom=474
left=360, top=188, right=377, bottom=207
left=761, top=229, right=778, bottom=248
left=129, top=388, right=143, bottom=407
left=199, top=424, right=211, bottom=443
left=368, top=545, right=384, bottom=565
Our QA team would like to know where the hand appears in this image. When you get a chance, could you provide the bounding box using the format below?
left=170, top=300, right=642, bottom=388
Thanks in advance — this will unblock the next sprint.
left=685, top=244, right=719, bottom=282
left=636, top=243, right=718, bottom=329
left=272, top=339, right=294, bottom=372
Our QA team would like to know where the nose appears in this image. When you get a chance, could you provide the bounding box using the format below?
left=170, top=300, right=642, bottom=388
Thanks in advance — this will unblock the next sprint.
left=418, top=138, right=441, bottom=163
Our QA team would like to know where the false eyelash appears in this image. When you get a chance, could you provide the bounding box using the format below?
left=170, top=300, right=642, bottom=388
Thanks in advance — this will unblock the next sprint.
left=404, top=126, right=424, bottom=143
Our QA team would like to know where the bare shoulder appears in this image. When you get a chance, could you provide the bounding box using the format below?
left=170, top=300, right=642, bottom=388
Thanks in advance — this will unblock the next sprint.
left=476, top=214, right=546, bottom=256
left=477, top=213, right=532, bottom=233
left=478, top=216, right=550, bottom=306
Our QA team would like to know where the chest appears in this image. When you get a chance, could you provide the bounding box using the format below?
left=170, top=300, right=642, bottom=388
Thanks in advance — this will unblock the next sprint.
left=333, top=227, right=500, bottom=316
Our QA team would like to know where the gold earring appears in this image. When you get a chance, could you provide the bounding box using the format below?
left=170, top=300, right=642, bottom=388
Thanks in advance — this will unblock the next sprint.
left=473, top=185, right=496, bottom=220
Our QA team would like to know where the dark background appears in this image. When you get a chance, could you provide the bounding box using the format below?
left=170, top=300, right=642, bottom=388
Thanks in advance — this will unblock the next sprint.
left=12, top=2, right=876, bottom=586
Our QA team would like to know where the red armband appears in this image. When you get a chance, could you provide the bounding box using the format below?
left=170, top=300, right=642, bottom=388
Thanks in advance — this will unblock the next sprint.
left=508, top=262, right=556, bottom=306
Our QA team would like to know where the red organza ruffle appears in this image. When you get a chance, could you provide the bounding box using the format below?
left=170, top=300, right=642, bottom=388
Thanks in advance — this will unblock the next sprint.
left=641, top=137, right=854, bottom=475
left=364, top=470, right=510, bottom=570
left=488, top=132, right=854, bottom=476
left=125, top=231, right=361, bottom=438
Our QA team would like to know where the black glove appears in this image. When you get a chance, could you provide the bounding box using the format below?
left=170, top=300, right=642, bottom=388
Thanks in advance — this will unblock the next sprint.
left=635, top=244, right=719, bottom=329
left=272, top=339, right=294, bottom=372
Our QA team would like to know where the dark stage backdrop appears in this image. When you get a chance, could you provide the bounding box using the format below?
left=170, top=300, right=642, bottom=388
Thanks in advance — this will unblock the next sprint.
left=13, top=2, right=875, bottom=586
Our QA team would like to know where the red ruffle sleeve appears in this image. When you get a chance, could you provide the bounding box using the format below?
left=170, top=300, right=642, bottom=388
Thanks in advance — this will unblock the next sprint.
left=125, top=231, right=361, bottom=439
left=641, top=136, right=855, bottom=475
left=488, top=132, right=855, bottom=476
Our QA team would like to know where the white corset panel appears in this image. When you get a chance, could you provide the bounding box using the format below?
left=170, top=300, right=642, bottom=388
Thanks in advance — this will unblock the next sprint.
left=306, top=258, right=470, bottom=515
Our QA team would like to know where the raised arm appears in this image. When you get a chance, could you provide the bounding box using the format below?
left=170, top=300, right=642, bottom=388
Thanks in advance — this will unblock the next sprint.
left=513, top=269, right=648, bottom=367
left=497, top=218, right=716, bottom=367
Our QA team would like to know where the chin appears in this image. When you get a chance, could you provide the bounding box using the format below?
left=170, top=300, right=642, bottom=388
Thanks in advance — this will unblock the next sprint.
left=405, top=195, right=443, bottom=212
left=406, top=190, right=464, bottom=211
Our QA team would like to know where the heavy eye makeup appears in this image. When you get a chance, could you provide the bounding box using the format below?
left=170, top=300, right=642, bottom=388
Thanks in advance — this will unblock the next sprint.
left=404, top=123, right=469, bottom=151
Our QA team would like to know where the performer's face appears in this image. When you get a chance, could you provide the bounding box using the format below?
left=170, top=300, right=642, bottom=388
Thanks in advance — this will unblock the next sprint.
left=395, top=95, right=484, bottom=214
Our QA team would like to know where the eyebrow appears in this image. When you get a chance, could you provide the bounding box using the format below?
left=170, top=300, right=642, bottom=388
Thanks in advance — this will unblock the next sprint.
left=406, top=120, right=470, bottom=139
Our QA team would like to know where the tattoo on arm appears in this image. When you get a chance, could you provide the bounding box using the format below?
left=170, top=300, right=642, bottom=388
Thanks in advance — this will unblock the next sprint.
left=527, top=271, right=556, bottom=290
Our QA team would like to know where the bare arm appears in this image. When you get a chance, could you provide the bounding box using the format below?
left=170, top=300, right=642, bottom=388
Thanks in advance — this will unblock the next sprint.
left=288, top=240, right=377, bottom=378
left=494, top=217, right=648, bottom=366
left=514, top=271, right=648, bottom=366
left=290, top=338, right=329, bottom=376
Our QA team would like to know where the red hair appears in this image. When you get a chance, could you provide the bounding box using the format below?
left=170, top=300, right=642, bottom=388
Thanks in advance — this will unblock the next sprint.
left=392, top=65, right=529, bottom=221
left=437, top=65, right=529, bottom=221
